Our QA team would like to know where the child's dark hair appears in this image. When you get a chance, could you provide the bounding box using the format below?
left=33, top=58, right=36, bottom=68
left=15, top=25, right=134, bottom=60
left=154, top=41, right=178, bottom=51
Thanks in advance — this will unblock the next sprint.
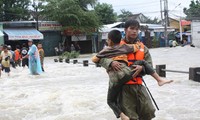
left=124, top=19, right=140, bottom=29
left=108, top=30, right=122, bottom=44
left=16, top=45, right=20, bottom=49
left=22, top=43, right=27, bottom=47
left=3, top=45, right=8, bottom=49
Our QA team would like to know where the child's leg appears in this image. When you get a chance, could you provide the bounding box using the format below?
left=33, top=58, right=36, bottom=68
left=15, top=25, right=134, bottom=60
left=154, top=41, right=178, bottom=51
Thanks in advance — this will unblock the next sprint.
left=42, top=66, right=44, bottom=72
left=5, top=67, right=10, bottom=77
left=107, top=71, right=132, bottom=119
left=134, top=60, right=155, bottom=75
left=120, top=112, right=130, bottom=120
left=107, top=85, right=129, bottom=120
left=107, top=86, right=122, bottom=118
left=12, top=61, right=16, bottom=68
left=151, top=72, right=173, bottom=86
left=17, top=60, right=21, bottom=67
left=134, top=60, right=173, bottom=86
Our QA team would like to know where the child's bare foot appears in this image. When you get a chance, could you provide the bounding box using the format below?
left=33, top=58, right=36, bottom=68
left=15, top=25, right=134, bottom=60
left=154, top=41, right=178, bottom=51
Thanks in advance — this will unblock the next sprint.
left=158, top=79, right=173, bottom=86
left=120, top=112, right=130, bottom=120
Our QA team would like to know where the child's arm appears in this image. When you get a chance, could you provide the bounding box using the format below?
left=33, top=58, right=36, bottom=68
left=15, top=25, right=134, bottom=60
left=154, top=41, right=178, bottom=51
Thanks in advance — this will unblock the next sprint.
left=96, top=44, right=140, bottom=59
left=91, top=46, right=112, bottom=63
left=124, top=42, right=141, bottom=53
left=91, top=55, right=100, bottom=63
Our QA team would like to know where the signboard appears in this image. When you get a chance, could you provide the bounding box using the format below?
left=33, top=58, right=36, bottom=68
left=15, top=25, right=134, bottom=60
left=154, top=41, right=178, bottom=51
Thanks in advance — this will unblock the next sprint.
left=8, top=35, right=43, bottom=40
left=181, top=20, right=191, bottom=26
left=4, top=29, right=44, bottom=40
left=39, top=22, right=62, bottom=31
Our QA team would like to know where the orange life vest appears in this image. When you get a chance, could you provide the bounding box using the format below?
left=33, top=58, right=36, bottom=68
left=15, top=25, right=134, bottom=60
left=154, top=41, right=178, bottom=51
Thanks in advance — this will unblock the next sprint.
left=14, top=50, right=21, bottom=61
left=120, top=40, right=145, bottom=85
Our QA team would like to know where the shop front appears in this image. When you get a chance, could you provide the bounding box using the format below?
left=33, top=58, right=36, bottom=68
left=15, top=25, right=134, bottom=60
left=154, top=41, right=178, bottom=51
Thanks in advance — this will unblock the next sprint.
left=38, top=21, right=62, bottom=56
left=1, top=21, right=62, bottom=56
left=2, top=21, right=43, bottom=50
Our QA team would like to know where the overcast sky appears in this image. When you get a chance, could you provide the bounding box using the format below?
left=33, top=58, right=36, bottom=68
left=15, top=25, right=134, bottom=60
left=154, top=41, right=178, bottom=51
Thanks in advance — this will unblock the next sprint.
left=98, top=0, right=192, bottom=19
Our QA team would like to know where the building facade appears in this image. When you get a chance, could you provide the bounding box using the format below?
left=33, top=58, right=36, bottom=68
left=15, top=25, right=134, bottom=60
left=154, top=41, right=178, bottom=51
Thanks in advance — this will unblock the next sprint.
left=38, top=21, right=62, bottom=56
left=0, top=21, right=62, bottom=56
left=191, top=20, right=200, bottom=47
left=0, top=23, right=4, bottom=45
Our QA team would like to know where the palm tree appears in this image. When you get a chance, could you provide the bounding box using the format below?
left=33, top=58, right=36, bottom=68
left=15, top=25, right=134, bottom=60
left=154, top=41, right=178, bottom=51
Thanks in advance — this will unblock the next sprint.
left=77, top=0, right=97, bottom=11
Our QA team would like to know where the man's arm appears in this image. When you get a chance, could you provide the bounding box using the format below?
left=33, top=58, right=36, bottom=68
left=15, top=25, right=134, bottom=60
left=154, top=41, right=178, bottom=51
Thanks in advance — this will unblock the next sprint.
left=129, top=44, right=153, bottom=76
left=99, top=58, right=122, bottom=71
left=144, top=46, right=153, bottom=67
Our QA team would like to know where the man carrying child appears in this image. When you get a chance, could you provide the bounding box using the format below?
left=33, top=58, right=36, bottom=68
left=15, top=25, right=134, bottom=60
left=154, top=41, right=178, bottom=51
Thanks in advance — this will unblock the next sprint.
left=93, top=19, right=173, bottom=120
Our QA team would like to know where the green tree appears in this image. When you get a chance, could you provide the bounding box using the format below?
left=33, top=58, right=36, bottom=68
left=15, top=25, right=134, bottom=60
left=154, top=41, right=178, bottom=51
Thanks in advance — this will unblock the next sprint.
left=0, top=1, right=3, bottom=19
left=0, top=0, right=31, bottom=21
left=94, top=3, right=117, bottom=24
left=42, top=0, right=100, bottom=32
left=184, top=0, right=200, bottom=19
left=78, top=0, right=97, bottom=11
left=118, top=9, right=133, bottom=22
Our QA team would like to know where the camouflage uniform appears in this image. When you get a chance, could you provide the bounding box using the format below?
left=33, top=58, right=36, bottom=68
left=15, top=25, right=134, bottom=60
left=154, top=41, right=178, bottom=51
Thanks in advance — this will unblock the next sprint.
left=100, top=44, right=156, bottom=120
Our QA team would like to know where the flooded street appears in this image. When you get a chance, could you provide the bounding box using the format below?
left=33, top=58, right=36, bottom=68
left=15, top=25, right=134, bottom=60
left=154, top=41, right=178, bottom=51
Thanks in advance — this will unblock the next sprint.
left=0, top=46, right=200, bottom=120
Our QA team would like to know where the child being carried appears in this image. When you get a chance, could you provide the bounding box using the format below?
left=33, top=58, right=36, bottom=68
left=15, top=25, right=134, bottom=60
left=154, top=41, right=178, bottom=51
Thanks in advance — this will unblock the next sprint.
left=92, top=30, right=173, bottom=120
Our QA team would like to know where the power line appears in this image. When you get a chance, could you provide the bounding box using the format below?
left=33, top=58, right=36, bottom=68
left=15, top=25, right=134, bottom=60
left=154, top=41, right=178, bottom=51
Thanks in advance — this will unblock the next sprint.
left=169, top=13, right=182, bottom=18
left=169, top=1, right=188, bottom=8
left=119, top=3, right=161, bottom=10
left=169, top=3, right=181, bottom=13
left=112, top=0, right=159, bottom=7
left=140, top=10, right=178, bottom=14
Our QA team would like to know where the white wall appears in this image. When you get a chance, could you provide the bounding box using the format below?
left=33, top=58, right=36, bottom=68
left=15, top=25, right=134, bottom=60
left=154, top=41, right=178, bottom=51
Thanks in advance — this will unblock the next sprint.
left=191, top=20, right=200, bottom=47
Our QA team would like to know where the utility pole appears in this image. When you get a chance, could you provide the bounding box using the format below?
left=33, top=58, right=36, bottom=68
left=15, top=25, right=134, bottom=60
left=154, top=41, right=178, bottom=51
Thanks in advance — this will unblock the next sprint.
left=160, top=0, right=163, bottom=25
left=166, top=0, right=169, bottom=26
left=160, top=0, right=169, bottom=47
left=179, top=4, right=183, bottom=42
left=32, top=0, right=39, bottom=30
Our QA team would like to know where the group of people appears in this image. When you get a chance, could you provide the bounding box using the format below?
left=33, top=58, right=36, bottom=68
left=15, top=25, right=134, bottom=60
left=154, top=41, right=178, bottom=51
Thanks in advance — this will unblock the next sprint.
left=55, top=41, right=81, bottom=56
left=92, top=19, right=173, bottom=120
left=0, top=39, right=45, bottom=77
left=169, top=39, right=195, bottom=48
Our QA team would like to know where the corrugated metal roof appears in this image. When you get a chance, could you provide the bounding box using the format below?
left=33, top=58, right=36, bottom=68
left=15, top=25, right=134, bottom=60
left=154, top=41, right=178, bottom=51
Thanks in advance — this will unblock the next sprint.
left=101, top=22, right=174, bottom=32
left=103, top=22, right=124, bottom=29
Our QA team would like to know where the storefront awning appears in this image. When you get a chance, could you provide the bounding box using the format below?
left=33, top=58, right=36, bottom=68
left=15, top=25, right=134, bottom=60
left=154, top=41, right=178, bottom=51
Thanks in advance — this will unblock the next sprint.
left=0, top=31, right=4, bottom=37
left=4, top=29, right=43, bottom=40
left=181, top=20, right=191, bottom=26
